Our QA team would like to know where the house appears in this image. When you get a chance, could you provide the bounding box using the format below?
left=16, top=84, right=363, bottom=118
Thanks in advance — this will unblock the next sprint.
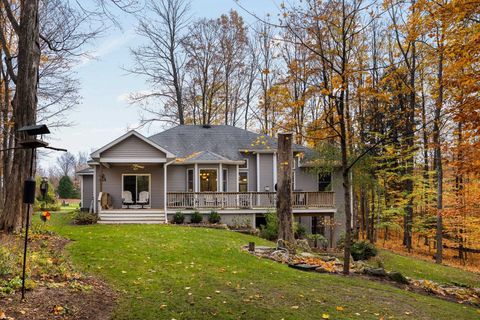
left=78, top=125, right=345, bottom=245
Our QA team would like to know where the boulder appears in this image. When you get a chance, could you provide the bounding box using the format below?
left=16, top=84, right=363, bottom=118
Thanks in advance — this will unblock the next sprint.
left=387, top=271, right=409, bottom=284
left=363, top=267, right=387, bottom=277
left=296, top=239, right=311, bottom=252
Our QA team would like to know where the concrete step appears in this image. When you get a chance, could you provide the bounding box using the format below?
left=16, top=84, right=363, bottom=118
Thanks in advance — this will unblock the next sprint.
left=100, top=214, right=165, bottom=219
left=98, top=220, right=166, bottom=224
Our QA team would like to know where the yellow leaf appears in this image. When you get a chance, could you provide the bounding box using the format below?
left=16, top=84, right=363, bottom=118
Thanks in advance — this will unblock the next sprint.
left=291, top=306, right=299, bottom=309
left=322, top=314, right=330, bottom=319
left=336, top=306, right=344, bottom=311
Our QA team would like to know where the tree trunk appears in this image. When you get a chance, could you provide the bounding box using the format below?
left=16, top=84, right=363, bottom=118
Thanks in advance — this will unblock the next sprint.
left=434, top=37, right=444, bottom=264
left=0, top=0, right=41, bottom=232
left=276, top=133, right=295, bottom=246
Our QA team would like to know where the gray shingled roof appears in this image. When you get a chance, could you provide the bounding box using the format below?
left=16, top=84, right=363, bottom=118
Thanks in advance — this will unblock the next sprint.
left=148, top=125, right=312, bottom=161
left=178, top=150, right=234, bottom=163
left=76, top=167, right=94, bottom=175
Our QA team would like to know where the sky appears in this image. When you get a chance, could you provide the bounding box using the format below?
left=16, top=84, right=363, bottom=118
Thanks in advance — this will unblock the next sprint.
left=40, top=0, right=277, bottom=171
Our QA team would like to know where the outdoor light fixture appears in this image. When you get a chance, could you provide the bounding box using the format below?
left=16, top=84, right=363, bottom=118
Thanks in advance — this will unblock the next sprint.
left=16, top=124, right=67, bottom=301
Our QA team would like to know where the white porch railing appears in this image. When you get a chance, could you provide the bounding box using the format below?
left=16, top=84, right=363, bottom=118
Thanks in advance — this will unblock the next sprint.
left=166, top=191, right=335, bottom=210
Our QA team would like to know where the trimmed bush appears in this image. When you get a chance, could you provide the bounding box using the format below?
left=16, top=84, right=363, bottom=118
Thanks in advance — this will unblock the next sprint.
left=73, top=210, right=98, bottom=225
left=173, top=212, right=185, bottom=224
left=259, top=211, right=278, bottom=240
left=208, top=211, right=221, bottom=224
left=351, top=240, right=378, bottom=261
left=190, top=211, right=203, bottom=224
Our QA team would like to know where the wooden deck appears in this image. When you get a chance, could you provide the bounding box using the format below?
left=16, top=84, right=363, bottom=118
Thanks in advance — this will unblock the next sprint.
left=166, top=191, right=335, bottom=210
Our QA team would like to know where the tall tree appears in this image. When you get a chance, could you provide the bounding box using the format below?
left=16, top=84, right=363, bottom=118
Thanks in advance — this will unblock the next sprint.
left=129, top=0, right=190, bottom=126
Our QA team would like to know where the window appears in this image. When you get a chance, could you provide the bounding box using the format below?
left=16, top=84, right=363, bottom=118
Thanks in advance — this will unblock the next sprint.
left=292, top=169, right=296, bottom=190
left=239, top=158, right=249, bottom=169
left=318, top=173, right=332, bottom=191
left=187, top=169, right=194, bottom=192
left=238, top=171, right=248, bottom=192
left=122, top=174, right=150, bottom=206
left=222, top=168, right=228, bottom=192
left=200, top=169, right=217, bottom=192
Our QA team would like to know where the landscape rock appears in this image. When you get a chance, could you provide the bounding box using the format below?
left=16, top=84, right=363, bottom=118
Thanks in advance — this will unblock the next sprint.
left=296, top=239, right=311, bottom=252
left=363, top=267, right=387, bottom=277
left=387, top=271, right=409, bottom=284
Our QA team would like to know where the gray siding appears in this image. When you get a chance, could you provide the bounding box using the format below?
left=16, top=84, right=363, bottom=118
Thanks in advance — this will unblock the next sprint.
left=81, top=175, right=93, bottom=209
left=101, top=135, right=166, bottom=159
left=259, top=154, right=274, bottom=192
left=294, top=165, right=318, bottom=191
left=99, top=164, right=164, bottom=208
left=224, top=164, right=236, bottom=192
left=167, top=165, right=185, bottom=192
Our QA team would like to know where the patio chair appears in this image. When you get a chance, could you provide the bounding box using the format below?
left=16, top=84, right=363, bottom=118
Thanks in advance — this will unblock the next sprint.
left=137, top=191, right=150, bottom=208
left=122, top=191, right=134, bottom=208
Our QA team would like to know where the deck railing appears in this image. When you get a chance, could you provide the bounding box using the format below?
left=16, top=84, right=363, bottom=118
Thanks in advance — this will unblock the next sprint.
left=166, top=191, right=335, bottom=210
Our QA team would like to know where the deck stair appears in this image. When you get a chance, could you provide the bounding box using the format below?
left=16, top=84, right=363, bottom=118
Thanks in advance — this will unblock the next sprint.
left=98, top=209, right=166, bottom=224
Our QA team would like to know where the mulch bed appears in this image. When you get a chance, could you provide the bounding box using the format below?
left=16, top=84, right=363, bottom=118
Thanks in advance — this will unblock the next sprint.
left=0, top=232, right=117, bottom=320
left=0, top=277, right=115, bottom=320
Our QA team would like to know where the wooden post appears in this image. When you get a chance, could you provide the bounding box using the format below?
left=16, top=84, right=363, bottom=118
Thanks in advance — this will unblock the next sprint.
left=276, top=133, right=295, bottom=246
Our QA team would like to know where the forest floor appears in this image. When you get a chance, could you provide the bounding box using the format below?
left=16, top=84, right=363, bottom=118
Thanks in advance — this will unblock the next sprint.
left=1, top=209, right=479, bottom=320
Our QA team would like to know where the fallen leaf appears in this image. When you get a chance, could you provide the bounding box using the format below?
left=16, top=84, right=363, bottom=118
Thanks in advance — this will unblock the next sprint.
left=53, top=305, right=64, bottom=315
left=160, top=304, right=167, bottom=309
left=336, top=306, right=344, bottom=311
left=121, top=271, right=127, bottom=274
left=0, top=310, right=5, bottom=320
left=291, top=306, right=299, bottom=309
left=322, top=314, right=330, bottom=319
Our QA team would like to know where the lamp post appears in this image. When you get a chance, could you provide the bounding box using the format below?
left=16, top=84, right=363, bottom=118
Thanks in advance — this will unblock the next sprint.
left=17, top=124, right=66, bottom=300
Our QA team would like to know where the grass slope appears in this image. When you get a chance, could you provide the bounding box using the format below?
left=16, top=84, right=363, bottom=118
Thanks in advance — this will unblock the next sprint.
left=36, top=211, right=480, bottom=320
left=379, top=250, right=480, bottom=287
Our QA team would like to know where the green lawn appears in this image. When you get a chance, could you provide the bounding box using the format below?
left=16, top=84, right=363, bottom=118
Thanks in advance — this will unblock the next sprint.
left=379, top=250, right=480, bottom=287
left=34, top=210, right=480, bottom=320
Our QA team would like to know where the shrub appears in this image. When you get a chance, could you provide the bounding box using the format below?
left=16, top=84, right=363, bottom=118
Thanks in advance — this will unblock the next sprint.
left=34, top=200, right=61, bottom=212
left=57, top=176, right=76, bottom=199
left=208, top=211, right=221, bottom=224
left=294, top=222, right=307, bottom=239
left=73, top=210, right=98, bottom=225
left=308, top=233, right=328, bottom=249
left=190, top=211, right=203, bottom=224
left=259, top=211, right=278, bottom=240
left=351, top=240, right=378, bottom=261
left=173, top=212, right=185, bottom=224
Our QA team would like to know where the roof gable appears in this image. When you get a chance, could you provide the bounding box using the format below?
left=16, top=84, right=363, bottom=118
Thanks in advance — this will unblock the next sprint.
left=91, top=130, right=175, bottom=159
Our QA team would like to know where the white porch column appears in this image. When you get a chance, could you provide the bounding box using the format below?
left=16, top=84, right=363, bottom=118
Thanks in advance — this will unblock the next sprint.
left=236, top=164, right=239, bottom=192
left=164, top=163, right=168, bottom=222
left=93, top=166, right=97, bottom=213
left=194, top=163, right=199, bottom=192
left=219, top=163, right=223, bottom=192
left=273, top=152, right=277, bottom=187
left=256, top=153, right=260, bottom=192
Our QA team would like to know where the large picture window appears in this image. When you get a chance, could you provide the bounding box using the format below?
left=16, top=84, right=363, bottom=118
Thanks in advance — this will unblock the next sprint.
left=122, top=174, right=150, bottom=206
left=238, top=171, right=248, bottom=192
left=200, top=169, right=217, bottom=192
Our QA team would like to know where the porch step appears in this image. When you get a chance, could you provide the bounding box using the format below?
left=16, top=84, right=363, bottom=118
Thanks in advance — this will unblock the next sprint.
left=99, top=213, right=166, bottom=224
